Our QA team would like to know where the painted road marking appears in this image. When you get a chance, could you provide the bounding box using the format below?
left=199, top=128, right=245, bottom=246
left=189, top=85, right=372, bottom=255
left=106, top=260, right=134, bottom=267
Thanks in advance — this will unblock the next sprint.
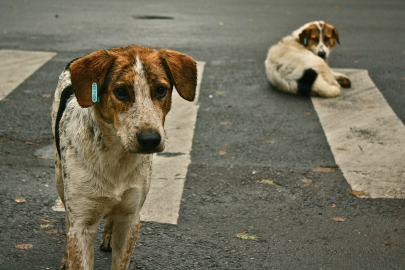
left=47, top=61, right=206, bottom=224
left=312, top=69, right=405, bottom=199
left=0, top=50, right=56, bottom=100
left=140, top=61, right=205, bottom=224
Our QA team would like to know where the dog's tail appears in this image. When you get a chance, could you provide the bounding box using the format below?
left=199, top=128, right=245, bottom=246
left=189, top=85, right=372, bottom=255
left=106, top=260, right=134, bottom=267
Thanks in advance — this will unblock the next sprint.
left=52, top=69, right=75, bottom=159
left=297, top=68, right=318, bottom=95
left=54, top=86, right=74, bottom=158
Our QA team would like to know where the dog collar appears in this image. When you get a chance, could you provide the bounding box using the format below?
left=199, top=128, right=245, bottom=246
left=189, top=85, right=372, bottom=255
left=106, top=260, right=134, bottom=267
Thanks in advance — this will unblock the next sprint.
left=92, top=82, right=99, bottom=103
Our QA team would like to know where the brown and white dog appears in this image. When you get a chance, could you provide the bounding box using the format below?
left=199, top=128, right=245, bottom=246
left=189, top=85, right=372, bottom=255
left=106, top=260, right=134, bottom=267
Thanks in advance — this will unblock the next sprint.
left=265, top=21, right=351, bottom=98
left=51, top=45, right=197, bottom=269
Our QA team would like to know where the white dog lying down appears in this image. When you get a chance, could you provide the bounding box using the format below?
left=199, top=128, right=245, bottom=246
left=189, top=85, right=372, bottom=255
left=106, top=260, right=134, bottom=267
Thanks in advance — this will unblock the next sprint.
left=265, top=21, right=351, bottom=98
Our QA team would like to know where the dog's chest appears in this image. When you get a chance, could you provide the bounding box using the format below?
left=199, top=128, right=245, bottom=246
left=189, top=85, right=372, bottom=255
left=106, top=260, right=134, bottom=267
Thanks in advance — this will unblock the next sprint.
left=59, top=104, right=153, bottom=201
left=64, top=147, right=152, bottom=201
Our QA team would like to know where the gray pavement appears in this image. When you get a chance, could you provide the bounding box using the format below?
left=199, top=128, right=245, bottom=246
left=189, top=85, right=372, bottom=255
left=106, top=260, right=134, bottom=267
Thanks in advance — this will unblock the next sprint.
left=0, top=0, right=404, bottom=269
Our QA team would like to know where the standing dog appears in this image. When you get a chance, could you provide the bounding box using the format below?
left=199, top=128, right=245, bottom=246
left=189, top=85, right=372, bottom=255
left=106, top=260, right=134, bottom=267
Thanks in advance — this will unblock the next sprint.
left=265, top=21, right=351, bottom=98
left=51, top=45, right=197, bottom=269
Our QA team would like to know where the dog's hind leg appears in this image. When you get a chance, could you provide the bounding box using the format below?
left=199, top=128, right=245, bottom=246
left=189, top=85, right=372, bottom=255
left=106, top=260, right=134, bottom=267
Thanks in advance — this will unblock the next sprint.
left=59, top=213, right=70, bottom=270
left=312, top=75, right=341, bottom=98
left=100, top=217, right=114, bottom=251
left=54, top=158, right=69, bottom=270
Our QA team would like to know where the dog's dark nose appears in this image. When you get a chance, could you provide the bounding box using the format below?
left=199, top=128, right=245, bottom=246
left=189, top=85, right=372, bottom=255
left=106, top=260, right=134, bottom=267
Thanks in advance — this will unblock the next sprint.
left=318, top=51, right=326, bottom=59
left=137, top=131, right=161, bottom=151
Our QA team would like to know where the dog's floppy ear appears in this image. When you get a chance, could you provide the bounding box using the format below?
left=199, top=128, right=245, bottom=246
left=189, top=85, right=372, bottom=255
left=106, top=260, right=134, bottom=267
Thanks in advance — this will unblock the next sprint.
left=159, top=49, right=197, bottom=101
left=69, top=49, right=116, bottom=107
left=331, top=26, right=340, bottom=44
left=299, top=24, right=318, bottom=47
left=324, top=23, right=340, bottom=45
left=299, top=27, right=312, bottom=47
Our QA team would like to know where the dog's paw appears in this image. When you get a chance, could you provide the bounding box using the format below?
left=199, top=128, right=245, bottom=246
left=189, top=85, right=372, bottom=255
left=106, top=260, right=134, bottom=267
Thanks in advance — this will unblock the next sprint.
left=336, top=76, right=351, bottom=88
left=100, top=234, right=112, bottom=252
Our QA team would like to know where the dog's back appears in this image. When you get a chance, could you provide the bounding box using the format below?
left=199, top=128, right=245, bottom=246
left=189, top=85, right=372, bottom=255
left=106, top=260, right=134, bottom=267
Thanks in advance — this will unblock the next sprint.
left=265, top=35, right=321, bottom=95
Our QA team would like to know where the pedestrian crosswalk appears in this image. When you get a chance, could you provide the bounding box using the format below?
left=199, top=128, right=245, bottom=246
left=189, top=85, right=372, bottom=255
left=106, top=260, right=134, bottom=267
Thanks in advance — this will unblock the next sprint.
left=2, top=50, right=404, bottom=227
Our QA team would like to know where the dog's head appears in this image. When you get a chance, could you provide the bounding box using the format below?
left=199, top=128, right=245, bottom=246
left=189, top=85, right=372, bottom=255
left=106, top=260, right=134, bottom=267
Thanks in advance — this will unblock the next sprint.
left=68, top=45, right=197, bottom=154
left=294, top=21, right=340, bottom=62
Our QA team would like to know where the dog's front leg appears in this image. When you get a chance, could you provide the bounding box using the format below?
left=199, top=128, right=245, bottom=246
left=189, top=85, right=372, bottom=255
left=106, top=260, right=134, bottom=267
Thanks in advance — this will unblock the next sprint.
left=110, top=186, right=149, bottom=270
left=333, top=71, right=351, bottom=88
left=65, top=228, right=95, bottom=269
left=111, top=214, right=141, bottom=270
left=63, top=198, right=104, bottom=270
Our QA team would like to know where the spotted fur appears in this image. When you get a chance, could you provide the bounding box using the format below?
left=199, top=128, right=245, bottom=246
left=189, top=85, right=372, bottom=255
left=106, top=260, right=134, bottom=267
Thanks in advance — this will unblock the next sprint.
left=51, top=45, right=197, bottom=269
left=264, top=21, right=351, bottom=98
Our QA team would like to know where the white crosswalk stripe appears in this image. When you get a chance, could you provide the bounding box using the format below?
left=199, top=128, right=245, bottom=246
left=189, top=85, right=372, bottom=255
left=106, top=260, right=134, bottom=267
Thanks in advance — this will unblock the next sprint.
left=312, top=69, right=405, bottom=199
left=140, top=61, right=205, bottom=224
left=0, top=50, right=56, bottom=100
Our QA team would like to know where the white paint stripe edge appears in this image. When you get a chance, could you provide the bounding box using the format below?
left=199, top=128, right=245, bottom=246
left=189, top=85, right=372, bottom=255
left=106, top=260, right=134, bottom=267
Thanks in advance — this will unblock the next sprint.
left=0, top=50, right=57, bottom=100
left=312, top=69, right=405, bottom=199
left=140, top=61, right=205, bottom=224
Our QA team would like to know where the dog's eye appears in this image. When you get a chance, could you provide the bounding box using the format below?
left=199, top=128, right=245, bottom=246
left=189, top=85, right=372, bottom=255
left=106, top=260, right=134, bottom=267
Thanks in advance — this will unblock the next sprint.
left=156, top=86, right=167, bottom=99
left=114, top=88, right=128, bottom=101
left=324, top=37, right=330, bottom=42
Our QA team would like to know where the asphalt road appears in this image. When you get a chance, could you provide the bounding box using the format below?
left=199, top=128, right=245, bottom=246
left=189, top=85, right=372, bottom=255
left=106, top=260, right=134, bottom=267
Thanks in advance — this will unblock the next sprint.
left=0, top=0, right=404, bottom=269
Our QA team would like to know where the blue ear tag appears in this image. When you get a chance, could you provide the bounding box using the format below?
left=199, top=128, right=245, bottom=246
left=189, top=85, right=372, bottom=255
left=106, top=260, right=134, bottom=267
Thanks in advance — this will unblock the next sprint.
left=303, top=38, right=308, bottom=46
left=92, top=83, right=99, bottom=103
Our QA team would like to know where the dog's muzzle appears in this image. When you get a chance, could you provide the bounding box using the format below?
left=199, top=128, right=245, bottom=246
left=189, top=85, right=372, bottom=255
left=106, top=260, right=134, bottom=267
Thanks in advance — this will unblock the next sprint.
left=317, top=51, right=326, bottom=59
left=137, top=130, right=161, bottom=152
